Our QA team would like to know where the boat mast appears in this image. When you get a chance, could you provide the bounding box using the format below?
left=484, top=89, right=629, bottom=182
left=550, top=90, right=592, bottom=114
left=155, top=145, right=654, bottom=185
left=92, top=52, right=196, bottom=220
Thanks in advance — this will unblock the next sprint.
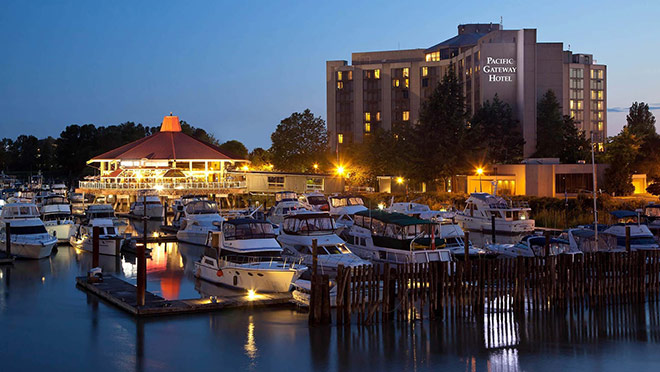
left=591, top=133, right=598, bottom=244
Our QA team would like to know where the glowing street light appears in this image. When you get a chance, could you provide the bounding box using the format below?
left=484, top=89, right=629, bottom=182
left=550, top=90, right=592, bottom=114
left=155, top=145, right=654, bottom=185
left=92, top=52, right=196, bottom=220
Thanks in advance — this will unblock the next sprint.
left=476, top=167, right=484, bottom=192
left=241, top=165, right=249, bottom=172
left=335, top=165, right=345, bottom=176
left=313, top=163, right=319, bottom=170
left=396, top=177, right=404, bottom=185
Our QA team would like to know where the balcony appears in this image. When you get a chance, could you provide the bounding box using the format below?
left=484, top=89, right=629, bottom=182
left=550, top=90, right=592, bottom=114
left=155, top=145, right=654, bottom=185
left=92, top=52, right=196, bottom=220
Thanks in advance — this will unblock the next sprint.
left=78, top=180, right=247, bottom=193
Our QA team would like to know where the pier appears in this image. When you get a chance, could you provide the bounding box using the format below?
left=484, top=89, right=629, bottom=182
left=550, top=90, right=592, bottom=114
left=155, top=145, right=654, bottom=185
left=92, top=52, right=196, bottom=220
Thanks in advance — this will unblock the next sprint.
left=76, top=275, right=293, bottom=317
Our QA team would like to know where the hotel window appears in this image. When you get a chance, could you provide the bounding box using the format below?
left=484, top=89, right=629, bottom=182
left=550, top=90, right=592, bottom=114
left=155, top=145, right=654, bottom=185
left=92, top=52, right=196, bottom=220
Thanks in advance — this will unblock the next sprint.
left=425, top=52, right=440, bottom=62
left=364, top=112, right=371, bottom=121
left=403, top=111, right=410, bottom=121
left=337, top=82, right=343, bottom=89
left=374, top=69, right=380, bottom=79
left=570, top=100, right=575, bottom=110
left=598, top=121, right=603, bottom=131
left=337, top=133, right=343, bottom=144
left=422, top=78, right=429, bottom=87
left=337, top=71, right=342, bottom=81
left=422, top=66, right=428, bottom=77
left=376, top=111, right=381, bottom=121
left=403, top=68, right=409, bottom=78
left=392, top=79, right=400, bottom=87
left=597, top=101, right=604, bottom=110
left=348, top=71, right=353, bottom=80
left=577, top=100, right=583, bottom=110
left=364, top=122, right=371, bottom=133
left=598, top=111, right=603, bottom=120
left=598, top=90, right=603, bottom=100
left=404, top=78, right=409, bottom=88
left=597, top=143, right=604, bottom=152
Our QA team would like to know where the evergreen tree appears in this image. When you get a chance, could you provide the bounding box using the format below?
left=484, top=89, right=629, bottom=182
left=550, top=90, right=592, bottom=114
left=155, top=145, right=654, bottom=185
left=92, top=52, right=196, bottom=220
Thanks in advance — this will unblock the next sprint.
left=534, top=90, right=564, bottom=158
left=603, top=127, right=641, bottom=195
left=559, top=115, right=591, bottom=163
left=626, top=102, right=657, bottom=140
left=469, top=95, right=524, bottom=164
left=410, top=64, right=467, bottom=186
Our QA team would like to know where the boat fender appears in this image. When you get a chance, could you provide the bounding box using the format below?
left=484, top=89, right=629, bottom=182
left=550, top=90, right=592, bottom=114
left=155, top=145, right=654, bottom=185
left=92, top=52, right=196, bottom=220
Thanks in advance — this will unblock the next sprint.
left=216, top=269, right=223, bottom=277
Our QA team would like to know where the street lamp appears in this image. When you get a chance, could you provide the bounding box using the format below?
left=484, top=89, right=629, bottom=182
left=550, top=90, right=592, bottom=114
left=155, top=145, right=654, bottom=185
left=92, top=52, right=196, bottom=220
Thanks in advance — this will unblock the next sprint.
left=335, top=165, right=345, bottom=176
left=476, top=168, right=484, bottom=192
left=396, top=177, right=404, bottom=185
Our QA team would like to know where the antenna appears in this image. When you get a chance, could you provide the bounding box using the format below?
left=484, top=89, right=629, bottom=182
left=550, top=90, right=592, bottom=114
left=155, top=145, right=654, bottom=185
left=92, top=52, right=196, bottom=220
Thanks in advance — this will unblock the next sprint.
left=500, top=16, right=503, bottom=27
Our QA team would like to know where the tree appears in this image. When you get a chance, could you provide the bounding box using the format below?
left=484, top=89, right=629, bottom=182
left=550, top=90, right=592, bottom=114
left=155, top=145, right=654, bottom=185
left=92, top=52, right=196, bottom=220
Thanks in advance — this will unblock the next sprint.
left=469, top=95, right=524, bottom=164
left=647, top=182, right=660, bottom=196
left=626, top=102, right=657, bottom=140
left=180, top=121, right=220, bottom=146
left=270, top=109, right=328, bottom=172
left=218, top=140, right=248, bottom=159
left=602, top=127, right=641, bottom=196
left=248, top=147, right=273, bottom=170
left=410, top=64, right=468, bottom=186
left=534, top=90, right=564, bottom=158
left=559, top=115, right=591, bottom=163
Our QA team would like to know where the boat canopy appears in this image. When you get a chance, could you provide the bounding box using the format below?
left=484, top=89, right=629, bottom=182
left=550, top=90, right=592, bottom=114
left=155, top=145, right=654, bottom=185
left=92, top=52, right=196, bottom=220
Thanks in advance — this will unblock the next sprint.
left=354, top=210, right=434, bottom=226
left=282, top=212, right=335, bottom=235
left=610, top=210, right=638, bottom=220
left=329, top=195, right=364, bottom=207
left=222, top=218, right=276, bottom=240
left=185, top=201, right=218, bottom=214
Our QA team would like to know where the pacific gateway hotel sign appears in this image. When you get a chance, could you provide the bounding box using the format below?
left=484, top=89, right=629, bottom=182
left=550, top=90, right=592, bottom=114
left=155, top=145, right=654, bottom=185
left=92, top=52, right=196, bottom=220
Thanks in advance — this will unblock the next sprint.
left=483, top=57, right=516, bottom=82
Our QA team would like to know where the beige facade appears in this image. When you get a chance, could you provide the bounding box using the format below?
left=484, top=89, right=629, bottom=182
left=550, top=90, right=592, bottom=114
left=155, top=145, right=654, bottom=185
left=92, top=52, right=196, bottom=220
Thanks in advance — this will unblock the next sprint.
left=327, top=23, right=607, bottom=158
left=242, top=172, right=344, bottom=195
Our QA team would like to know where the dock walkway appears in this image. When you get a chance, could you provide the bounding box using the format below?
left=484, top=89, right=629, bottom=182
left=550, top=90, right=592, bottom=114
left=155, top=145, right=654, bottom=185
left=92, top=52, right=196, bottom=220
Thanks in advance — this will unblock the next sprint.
left=76, top=275, right=293, bottom=317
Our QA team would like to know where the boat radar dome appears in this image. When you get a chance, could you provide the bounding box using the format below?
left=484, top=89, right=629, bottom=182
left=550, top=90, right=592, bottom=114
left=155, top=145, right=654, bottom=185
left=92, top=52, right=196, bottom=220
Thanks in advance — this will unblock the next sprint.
left=160, top=113, right=182, bottom=132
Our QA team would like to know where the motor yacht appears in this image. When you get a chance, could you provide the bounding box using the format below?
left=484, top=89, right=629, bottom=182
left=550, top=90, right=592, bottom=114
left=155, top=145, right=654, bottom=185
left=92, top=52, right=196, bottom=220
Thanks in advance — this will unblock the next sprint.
left=70, top=218, right=123, bottom=256
left=454, top=193, right=535, bottom=243
left=641, top=204, right=660, bottom=238
left=487, top=235, right=580, bottom=258
left=130, top=195, right=164, bottom=219
left=277, top=211, right=370, bottom=277
left=601, top=210, right=659, bottom=251
left=40, top=195, right=75, bottom=243
left=51, top=183, right=67, bottom=197
left=435, top=220, right=493, bottom=259
left=386, top=201, right=445, bottom=220
left=328, top=195, right=367, bottom=217
left=176, top=200, right=225, bottom=246
left=561, top=228, right=619, bottom=253
left=0, top=203, right=57, bottom=259
left=341, top=210, right=452, bottom=266
left=299, top=192, right=330, bottom=212
left=194, top=218, right=306, bottom=292
left=83, top=204, right=128, bottom=234
left=267, top=191, right=310, bottom=226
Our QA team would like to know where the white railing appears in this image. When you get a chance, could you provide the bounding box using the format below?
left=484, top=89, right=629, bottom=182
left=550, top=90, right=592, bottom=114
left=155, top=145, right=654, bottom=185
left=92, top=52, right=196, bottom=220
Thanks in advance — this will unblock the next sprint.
left=78, top=181, right=247, bottom=190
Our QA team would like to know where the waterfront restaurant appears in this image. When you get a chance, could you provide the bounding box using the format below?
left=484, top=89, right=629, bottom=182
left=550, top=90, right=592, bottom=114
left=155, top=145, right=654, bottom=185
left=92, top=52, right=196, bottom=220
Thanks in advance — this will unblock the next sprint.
left=78, top=114, right=249, bottom=196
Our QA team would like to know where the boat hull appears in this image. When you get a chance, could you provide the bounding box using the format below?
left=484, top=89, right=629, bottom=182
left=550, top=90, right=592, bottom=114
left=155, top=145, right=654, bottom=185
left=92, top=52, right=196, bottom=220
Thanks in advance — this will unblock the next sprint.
left=195, top=261, right=301, bottom=293
left=0, top=239, right=56, bottom=259
left=45, top=222, right=75, bottom=243
left=176, top=231, right=210, bottom=246
left=70, top=236, right=122, bottom=256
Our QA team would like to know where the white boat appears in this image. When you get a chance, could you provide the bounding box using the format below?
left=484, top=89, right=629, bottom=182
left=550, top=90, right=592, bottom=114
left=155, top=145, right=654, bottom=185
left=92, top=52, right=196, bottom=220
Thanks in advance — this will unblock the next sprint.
left=0, top=203, right=57, bottom=259
left=641, top=203, right=660, bottom=237
left=83, top=204, right=128, bottom=234
left=171, top=195, right=211, bottom=228
left=299, top=192, right=330, bottom=212
left=487, top=235, right=580, bottom=258
left=267, top=192, right=310, bottom=226
left=562, top=228, right=619, bottom=253
left=435, top=220, right=494, bottom=259
left=386, top=201, right=445, bottom=220
left=342, top=210, right=452, bottom=266
left=176, top=200, right=225, bottom=246
left=328, top=195, right=367, bottom=220
left=51, top=183, right=67, bottom=197
left=602, top=211, right=659, bottom=251
left=194, top=218, right=306, bottom=292
left=455, top=193, right=534, bottom=243
left=130, top=195, right=164, bottom=219
left=40, top=195, right=75, bottom=243
left=277, top=211, right=370, bottom=277
left=70, top=218, right=123, bottom=256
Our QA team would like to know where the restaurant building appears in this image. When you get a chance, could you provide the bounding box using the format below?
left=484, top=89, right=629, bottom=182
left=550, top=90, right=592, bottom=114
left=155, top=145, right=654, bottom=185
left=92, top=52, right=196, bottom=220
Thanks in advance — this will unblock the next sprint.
left=327, top=23, right=607, bottom=157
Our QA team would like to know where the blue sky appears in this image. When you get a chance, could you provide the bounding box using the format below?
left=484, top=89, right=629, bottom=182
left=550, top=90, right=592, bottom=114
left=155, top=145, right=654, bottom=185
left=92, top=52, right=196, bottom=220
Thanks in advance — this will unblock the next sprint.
left=1, top=0, right=658, bottom=150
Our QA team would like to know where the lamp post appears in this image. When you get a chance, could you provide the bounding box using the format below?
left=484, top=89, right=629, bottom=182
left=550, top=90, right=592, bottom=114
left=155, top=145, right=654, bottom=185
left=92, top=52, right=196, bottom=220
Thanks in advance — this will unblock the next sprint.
left=476, top=168, right=484, bottom=192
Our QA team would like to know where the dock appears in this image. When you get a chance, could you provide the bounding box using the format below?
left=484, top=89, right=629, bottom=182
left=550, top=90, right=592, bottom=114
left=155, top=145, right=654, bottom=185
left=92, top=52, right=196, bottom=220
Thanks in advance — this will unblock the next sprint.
left=0, top=251, right=14, bottom=264
left=76, top=275, right=293, bottom=317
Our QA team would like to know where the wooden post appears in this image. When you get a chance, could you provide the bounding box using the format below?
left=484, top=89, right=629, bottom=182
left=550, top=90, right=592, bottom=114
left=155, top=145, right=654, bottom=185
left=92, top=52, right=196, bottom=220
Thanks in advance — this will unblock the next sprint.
left=321, top=274, right=331, bottom=324
left=491, top=215, right=496, bottom=244
left=163, top=199, right=168, bottom=226
left=544, top=231, right=550, bottom=257
left=336, top=264, right=344, bottom=325
left=137, top=195, right=148, bottom=307
left=312, top=239, right=318, bottom=277
left=464, top=231, right=470, bottom=262
left=92, top=225, right=100, bottom=268
left=5, top=222, right=11, bottom=256
left=625, top=226, right=631, bottom=252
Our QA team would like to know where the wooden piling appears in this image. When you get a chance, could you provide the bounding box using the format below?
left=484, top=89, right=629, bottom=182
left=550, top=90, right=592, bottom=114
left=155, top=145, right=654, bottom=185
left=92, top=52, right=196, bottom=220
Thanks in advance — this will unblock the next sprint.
left=92, top=225, right=100, bottom=268
left=626, top=226, right=631, bottom=252
left=5, top=222, right=11, bottom=256
left=464, top=231, right=470, bottom=262
left=491, top=215, right=496, bottom=244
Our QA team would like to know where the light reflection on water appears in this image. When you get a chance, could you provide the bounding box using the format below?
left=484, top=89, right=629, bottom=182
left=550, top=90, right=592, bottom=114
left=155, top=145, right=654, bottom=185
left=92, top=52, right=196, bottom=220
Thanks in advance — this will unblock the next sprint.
left=0, top=220, right=660, bottom=371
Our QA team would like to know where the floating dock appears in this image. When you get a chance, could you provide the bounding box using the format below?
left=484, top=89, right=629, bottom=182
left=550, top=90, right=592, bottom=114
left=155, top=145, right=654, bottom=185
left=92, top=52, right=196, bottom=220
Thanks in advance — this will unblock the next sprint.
left=76, top=275, right=293, bottom=317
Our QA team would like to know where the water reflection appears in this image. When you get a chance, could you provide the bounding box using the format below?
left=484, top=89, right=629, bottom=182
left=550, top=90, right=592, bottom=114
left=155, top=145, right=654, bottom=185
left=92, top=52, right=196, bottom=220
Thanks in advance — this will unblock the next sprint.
left=245, top=315, right=258, bottom=369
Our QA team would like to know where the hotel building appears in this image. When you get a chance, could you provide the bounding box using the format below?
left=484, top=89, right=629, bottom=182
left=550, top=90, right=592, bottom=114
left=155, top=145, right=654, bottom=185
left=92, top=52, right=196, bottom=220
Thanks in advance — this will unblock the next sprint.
left=326, top=23, right=607, bottom=157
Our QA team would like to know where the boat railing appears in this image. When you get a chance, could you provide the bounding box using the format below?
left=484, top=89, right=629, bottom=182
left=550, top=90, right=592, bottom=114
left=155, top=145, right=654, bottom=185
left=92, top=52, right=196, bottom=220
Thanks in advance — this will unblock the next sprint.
left=220, top=255, right=304, bottom=269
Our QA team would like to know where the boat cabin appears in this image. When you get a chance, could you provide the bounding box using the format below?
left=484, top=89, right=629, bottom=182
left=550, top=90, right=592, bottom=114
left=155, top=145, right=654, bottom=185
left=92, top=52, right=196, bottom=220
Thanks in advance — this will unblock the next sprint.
left=282, top=212, right=336, bottom=235
left=275, top=191, right=298, bottom=204
left=223, top=219, right=277, bottom=240
left=329, top=195, right=365, bottom=209
left=1, top=203, right=40, bottom=219
left=351, top=210, right=444, bottom=250
left=184, top=200, right=218, bottom=215
left=463, top=193, right=530, bottom=221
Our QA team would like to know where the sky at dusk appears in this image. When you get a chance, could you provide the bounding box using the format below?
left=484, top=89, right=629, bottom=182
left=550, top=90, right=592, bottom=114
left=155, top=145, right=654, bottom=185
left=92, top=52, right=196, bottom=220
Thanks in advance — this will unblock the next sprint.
left=1, top=0, right=659, bottom=150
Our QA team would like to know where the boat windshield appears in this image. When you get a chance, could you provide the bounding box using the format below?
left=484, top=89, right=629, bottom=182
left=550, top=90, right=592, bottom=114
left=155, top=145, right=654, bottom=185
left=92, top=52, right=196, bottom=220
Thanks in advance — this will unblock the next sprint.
left=89, top=212, right=114, bottom=219
left=9, top=225, right=47, bottom=235
left=275, top=192, right=297, bottom=202
left=645, top=206, right=660, bottom=218
left=2, top=205, right=40, bottom=218
left=330, top=197, right=364, bottom=208
left=306, top=196, right=328, bottom=205
left=223, top=222, right=276, bottom=240
left=185, top=201, right=217, bottom=214
left=409, top=204, right=430, bottom=212
left=43, top=213, right=71, bottom=221
left=42, top=196, right=67, bottom=205
left=321, top=243, right=350, bottom=254
left=282, top=216, right=335, bottom=234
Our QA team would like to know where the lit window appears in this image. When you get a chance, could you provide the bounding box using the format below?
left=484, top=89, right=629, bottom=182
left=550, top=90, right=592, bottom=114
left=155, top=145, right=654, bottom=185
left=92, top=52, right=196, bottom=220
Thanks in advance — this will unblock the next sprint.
left=597, top=143, right=604, bottom=152
left=597, top=101, right=604, bottom=110
left=376, top=111, right=381, bottom=121
left=425, top=52, right=440, bottom=62
left=577, top=100, right=583, bottom=110
left=364, top=112, right=371, bottom=121
left=598, top=112, right=603, bottom=120
left=569, top=100, right=575, bottom=110
left=392, top=79, right=400, bottom=87
left=403, top=111, right=410, bottom=121
left=598, top=70, right=604, bottom=79
left=422, top=66, right=428, bottom=77
left=375, top=69, right=380, bottom=79
left=348, top=71, right=353, bottom=80
left=337, top=133, right=343, bottom=144
left=591, top=90, right=597, bottom=100
left=364, top=122, right=371, bottom=133
left=404, top=78, right=409, bottom=88
left=337, top=71, right=342, bottom=81
left=598, top=91, right=603, bottom=100
left=570, top=110, right=576, bottom=118
left=403, top=68, right=409, bottom=78
left=337, top=82, right=343, bottom=89
left=598, top=121, right=603, bottom=131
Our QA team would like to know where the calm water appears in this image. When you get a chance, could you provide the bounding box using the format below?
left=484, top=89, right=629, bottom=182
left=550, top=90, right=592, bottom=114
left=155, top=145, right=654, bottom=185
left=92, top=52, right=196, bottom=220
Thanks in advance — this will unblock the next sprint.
left=1, top=220, right=660, bottom=371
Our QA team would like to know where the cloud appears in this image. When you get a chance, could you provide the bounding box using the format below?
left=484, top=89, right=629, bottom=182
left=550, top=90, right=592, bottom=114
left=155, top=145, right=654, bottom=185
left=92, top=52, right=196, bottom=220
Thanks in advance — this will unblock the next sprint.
left=607, top=104, right=660, bottom=113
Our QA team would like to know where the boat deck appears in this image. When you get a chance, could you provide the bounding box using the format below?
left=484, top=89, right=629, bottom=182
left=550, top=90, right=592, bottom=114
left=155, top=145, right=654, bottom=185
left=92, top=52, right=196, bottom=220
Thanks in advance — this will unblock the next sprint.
left=76, top=275, right=293, bottom=317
